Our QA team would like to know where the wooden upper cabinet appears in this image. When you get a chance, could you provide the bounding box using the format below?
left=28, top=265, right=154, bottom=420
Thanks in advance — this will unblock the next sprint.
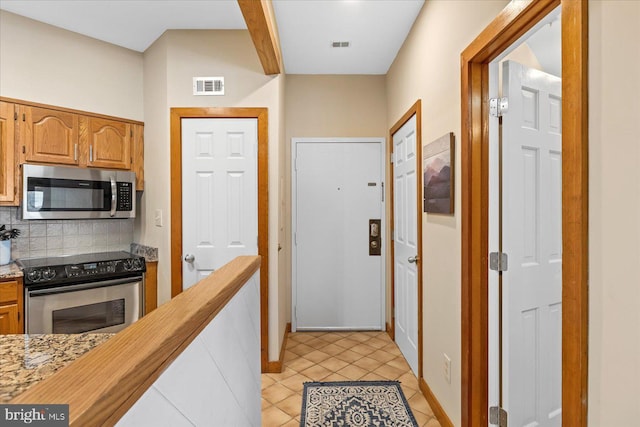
left=1, top=98, right=144, bottom=197
left=0, top=101, right=16, bottom=204
left=84, top=117, right=131, bottom=170
left=21, top=105, right=79, bottom=165
left=132, top=124, right=144, bottom=190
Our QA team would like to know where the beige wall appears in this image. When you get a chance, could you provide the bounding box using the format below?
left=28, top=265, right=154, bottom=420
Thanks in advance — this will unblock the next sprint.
left=138, top=30, right=286, bottom=360
left=385, top=1, right=510, bottom=425
left=0, top=11, right=143, bottom=120
left=284, top=74, right=388, bottom=325
left=388, top=0, right=640, bottom=425
left=588, top=1, right=640, bottom=425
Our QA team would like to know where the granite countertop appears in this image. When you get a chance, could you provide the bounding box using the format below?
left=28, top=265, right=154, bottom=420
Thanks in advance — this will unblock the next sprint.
left=130, top=243, right=158, bottom=262
left=0, top=333, right=114, bottom=403
left=0, top=262, right=23, bottom=280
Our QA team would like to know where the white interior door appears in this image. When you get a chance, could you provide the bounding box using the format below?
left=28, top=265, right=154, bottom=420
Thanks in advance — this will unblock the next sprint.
left=293, top=139, right=384, bottom=330
left=181, top=118, right=258, bottom=289
left=502, top=60, right=562, bottom=426
left=393, top=115, right=419, bottom=377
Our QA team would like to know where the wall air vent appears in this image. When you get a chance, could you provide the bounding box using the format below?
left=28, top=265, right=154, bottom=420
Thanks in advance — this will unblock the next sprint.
left=193, top=77, right=224, bottom=96
left=331, top=41, right=350, bottom=48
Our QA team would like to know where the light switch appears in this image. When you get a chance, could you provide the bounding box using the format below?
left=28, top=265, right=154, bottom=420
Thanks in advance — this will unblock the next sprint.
left=155, top=209, right=163, bottom=227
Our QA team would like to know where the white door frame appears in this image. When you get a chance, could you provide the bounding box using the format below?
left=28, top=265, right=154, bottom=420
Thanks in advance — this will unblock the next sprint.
left=291, top=137, right=386, bottom=332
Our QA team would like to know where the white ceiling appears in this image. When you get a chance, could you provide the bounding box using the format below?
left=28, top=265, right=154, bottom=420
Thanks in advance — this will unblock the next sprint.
left=0, top=0, right=425, bottom=75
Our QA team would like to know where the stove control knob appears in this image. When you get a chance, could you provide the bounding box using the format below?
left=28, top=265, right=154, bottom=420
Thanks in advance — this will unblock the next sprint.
left=132, top=259, right=143, bottom=270
left=123, top=259, right=134, bottom=271
left=42, top=268, right=56, bottom=280
left=27, top=270, right=42, bottom=282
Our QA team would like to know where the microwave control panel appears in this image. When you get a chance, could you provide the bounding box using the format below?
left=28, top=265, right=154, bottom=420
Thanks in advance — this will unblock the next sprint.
left=117, top=182, right=133, bottom=211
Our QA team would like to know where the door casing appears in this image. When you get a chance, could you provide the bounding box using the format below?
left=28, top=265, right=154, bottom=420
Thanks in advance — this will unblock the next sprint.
left=460, top=0, right=588, bottom=425
left=170, top=107, right=269, bottom=372
left=388, top=100, right=423, bottom=382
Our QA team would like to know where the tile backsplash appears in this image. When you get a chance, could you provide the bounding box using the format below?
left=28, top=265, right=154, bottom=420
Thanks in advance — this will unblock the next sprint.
left=0, top=207, right=133, bottom=260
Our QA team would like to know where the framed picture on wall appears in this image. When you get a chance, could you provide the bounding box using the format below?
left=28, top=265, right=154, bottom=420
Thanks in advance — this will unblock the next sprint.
left=423, top=132, right=455, bottom=214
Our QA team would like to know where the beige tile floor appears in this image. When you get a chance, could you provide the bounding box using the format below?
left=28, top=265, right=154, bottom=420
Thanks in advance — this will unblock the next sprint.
left=262, top=331, right=441, bottom=427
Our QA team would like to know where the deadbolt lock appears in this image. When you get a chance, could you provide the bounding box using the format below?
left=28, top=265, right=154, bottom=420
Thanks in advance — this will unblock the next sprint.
left=369, top=219, right=381, bottom=256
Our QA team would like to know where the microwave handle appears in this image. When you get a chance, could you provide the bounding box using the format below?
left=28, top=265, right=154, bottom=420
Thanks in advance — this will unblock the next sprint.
left=110, top=176, right=117, bottom=217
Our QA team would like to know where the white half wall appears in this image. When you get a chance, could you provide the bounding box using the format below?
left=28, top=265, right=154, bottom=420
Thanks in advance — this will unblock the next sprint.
left=117, top=271, right=261, bottom=426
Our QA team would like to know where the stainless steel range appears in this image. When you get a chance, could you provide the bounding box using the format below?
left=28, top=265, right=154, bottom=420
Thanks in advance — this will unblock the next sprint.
left=19, top=251, right=145, bottom=334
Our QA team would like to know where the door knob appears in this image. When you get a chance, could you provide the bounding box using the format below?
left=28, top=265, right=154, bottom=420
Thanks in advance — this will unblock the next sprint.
left=184, top=254, right=195, bottom=263
left=408, top=255, right=419, bottom=264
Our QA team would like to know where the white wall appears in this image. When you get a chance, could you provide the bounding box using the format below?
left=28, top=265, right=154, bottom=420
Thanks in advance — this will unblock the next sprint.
left=139, top=30, right=286, bottom=360
left=117, top=272, right=261, bottom=427
left=588, top=1, right=640, bottom=425
left=0, top=11, right=143, bottom=121
left=385, top=2, right=510, bottom=425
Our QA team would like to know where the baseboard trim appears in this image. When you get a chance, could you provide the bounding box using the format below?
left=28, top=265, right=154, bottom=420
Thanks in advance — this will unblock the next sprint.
left=263, top=322, right=291, bottom=373
left=419, top=378, right=454, bottom=427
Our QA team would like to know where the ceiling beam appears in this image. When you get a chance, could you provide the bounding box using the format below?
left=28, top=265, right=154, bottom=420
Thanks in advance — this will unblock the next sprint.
left=237, top=0, right=282, bottom=75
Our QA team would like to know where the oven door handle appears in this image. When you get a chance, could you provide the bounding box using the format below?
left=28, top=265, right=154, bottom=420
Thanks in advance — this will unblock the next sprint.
left=27, top=276, right=143, bottom=297
left=110, top=176, right=117, bottom=217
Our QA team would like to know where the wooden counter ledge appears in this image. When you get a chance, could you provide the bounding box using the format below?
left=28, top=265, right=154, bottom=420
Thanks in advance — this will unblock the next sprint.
left=11, top=255, right=261, bottom=427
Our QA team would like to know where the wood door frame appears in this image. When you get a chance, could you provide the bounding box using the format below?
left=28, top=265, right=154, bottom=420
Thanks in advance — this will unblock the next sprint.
left=388, top=100, right=423, bottom=382
left=461, top=0, right=588, bottom=425
left=170, top=107, right=269, bottom=372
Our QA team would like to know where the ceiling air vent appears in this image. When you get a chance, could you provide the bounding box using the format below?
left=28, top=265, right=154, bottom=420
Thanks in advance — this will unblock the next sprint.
left=331, top=41, right=350, bottom=48
left=193, top=77, right=224, bottom=96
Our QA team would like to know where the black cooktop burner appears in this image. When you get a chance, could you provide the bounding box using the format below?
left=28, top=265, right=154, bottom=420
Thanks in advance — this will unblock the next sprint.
left=18, top=251, right=146, bottom=287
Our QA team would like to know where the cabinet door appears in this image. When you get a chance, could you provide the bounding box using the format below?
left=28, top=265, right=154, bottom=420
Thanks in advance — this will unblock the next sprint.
left=22, top=106, right=79, bottom=165
left=132, top=124, right=144, bottom=190
left=0, top=102, right=16, bottom=204
left=0, top=303, right=19, bottom=334
left=0, top=279, right=23, bottom=334
left=86, top=117, right=131, bottom=169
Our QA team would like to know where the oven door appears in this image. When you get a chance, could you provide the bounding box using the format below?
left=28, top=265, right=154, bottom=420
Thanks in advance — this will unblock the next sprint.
left=26, top=277, right=143, bottom=334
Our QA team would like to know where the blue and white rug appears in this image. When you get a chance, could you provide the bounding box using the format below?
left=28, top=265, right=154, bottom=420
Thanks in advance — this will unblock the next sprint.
left=300, top=380, right=418, bottom=427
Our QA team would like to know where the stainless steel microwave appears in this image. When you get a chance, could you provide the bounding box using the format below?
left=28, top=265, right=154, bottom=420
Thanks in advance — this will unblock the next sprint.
left=22, top=164, right=136, bottom=219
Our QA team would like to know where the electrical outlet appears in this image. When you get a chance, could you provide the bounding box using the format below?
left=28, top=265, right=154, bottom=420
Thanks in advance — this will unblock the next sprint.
left=154, top=209, right=163, bottom=227
left=443, top=353, right=451, bottom=384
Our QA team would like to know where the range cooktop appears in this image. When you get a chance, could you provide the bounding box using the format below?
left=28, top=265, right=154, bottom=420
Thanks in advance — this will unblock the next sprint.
left=18, top=251, right=146, bottom=287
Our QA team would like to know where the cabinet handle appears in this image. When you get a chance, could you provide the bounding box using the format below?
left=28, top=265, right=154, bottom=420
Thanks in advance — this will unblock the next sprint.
left=89, top=145, right=93, bottom=162
left=17, top=312, right=20, bottom=321
left=74, top=143, right=78, bottom=161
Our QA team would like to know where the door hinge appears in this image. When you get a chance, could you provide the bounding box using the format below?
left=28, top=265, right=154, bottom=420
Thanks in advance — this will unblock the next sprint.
left=130, top=129, right=133, bottom=138
left=489, top=97, right=509, bottom=117
left=489, top=252, right=508, bottom=272
left=390, top=152, right=395, bottom=164
left=489, top=406, right=507, bottom=427
left=391, top=230, right=394, bottom=241
left=13, top=112, right=17, bottom=120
